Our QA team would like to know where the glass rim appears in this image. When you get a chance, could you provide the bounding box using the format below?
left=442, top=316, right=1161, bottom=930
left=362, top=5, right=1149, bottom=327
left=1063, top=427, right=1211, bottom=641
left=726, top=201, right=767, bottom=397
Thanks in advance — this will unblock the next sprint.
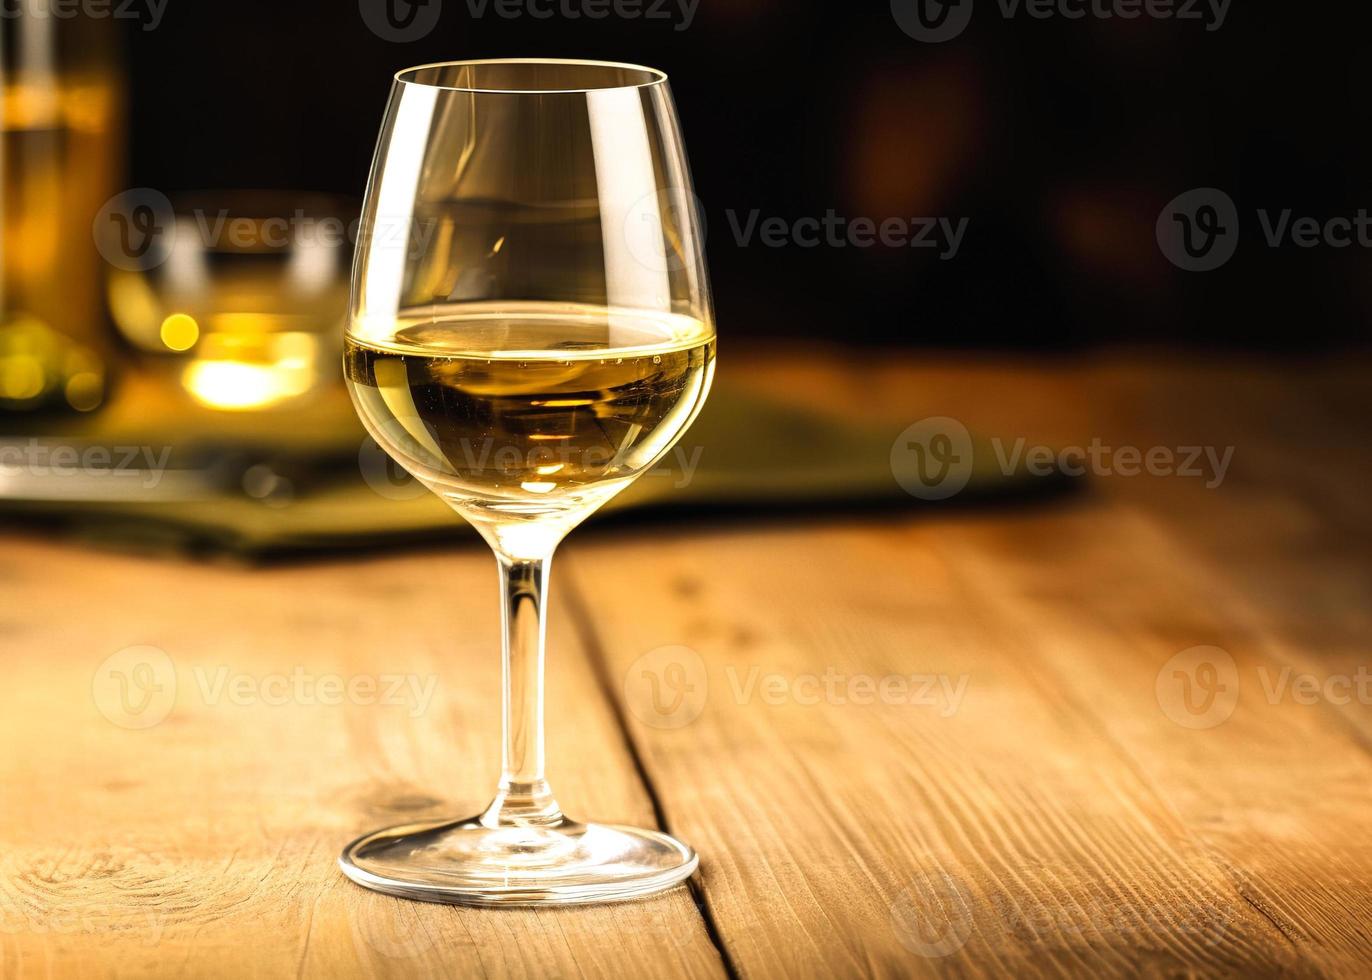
left=393, top=58, right=668, bottom=95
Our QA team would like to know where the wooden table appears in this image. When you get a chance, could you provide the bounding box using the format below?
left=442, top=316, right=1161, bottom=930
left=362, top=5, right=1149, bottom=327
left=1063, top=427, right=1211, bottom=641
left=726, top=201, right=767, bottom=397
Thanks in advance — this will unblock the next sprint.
left=2, top=352, right=1368, bottom=978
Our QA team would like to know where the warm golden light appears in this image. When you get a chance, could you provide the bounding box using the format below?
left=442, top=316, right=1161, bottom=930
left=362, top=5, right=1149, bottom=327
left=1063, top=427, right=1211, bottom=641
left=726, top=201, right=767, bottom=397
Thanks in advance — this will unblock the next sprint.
left=64, top=371, right=103, bottom=412
left=181, top=327, right=319, bottom=411
left=160, top=313, right=200, bottom=351
left=2, top=71, right=121, bottom=372
left=0, top=354, right=45, bottom=400
left=183, top=358, right=313, bottom=411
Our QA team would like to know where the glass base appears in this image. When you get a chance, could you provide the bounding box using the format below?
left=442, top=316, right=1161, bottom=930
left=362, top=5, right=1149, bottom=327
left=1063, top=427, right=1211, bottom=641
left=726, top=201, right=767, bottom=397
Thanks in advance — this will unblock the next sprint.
left=339, top=815, right=698, bottom=906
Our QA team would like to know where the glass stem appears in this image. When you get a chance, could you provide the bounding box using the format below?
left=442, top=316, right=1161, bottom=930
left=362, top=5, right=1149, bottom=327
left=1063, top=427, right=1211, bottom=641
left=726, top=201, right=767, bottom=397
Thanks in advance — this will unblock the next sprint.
left=481, top=551, right=564, bottom=828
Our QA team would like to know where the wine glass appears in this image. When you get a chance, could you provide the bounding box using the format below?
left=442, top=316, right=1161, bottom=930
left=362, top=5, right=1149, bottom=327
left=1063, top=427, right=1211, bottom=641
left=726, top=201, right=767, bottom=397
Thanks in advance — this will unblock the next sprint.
left=338, top=59, right=715, bottom=906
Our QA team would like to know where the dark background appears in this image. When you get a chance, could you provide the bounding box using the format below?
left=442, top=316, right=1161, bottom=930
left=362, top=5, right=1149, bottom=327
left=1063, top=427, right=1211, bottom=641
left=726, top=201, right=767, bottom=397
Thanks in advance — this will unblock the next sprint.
left=124, top=1, right=1368, bottom=349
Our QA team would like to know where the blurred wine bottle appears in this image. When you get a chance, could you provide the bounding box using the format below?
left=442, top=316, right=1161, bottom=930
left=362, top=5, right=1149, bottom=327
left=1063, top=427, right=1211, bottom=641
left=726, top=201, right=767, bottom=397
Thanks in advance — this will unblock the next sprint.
left=1, top=0, right=124, bottom=415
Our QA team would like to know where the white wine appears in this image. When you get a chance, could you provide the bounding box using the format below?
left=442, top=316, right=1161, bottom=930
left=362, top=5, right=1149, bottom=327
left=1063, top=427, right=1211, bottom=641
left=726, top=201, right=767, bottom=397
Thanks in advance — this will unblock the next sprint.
left=345, top=302, right=715, bottom=551
left=339, top=58, right=711, bottom=907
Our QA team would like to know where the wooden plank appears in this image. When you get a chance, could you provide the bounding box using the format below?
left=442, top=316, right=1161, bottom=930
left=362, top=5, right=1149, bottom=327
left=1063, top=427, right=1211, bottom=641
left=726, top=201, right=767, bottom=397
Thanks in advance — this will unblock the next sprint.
left=558, top=351, right=1372, bottom=977
left=564, top=520, right=1317, bottom=977
left=919, top=357, right=1372, bottom=976
left=0, top=538, right=726, bottom=979
left=933, top=502, right=1372, bottom=978
left=3, top=352, right=1367, bottom=978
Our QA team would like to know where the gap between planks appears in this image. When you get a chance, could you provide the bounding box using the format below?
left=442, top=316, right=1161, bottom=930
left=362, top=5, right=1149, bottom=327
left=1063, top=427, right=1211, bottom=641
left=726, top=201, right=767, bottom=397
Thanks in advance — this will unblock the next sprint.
left=560, top=558, right=743, bottom=980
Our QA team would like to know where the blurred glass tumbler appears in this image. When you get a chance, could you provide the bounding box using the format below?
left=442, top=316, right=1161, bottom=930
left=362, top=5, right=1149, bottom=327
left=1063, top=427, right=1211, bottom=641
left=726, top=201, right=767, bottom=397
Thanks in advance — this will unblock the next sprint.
left=338, top=60, right=715, bottom=906
left=104, top=192, right=353, bottom=411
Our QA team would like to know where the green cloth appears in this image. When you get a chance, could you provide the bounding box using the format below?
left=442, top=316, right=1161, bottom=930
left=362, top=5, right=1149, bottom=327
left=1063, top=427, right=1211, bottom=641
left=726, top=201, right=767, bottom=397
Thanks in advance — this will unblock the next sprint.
left=1, top=371, right=1062, bottom=557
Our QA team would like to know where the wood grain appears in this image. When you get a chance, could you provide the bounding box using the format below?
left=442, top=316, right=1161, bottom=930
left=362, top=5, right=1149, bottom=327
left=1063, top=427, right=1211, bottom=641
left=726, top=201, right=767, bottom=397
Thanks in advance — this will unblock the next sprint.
left=1, top=351, right=1367, bottom=978
left=565, top=522, right=1307, bottom=977
left=562, top=351, right=1370, bottom=978
left=0, top=541, right=725, bottom=979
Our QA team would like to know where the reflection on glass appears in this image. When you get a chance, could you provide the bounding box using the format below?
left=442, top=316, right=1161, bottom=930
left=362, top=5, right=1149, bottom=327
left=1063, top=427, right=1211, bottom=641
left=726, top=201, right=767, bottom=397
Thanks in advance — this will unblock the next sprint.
left=338, top=59, right=715, bottom=906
